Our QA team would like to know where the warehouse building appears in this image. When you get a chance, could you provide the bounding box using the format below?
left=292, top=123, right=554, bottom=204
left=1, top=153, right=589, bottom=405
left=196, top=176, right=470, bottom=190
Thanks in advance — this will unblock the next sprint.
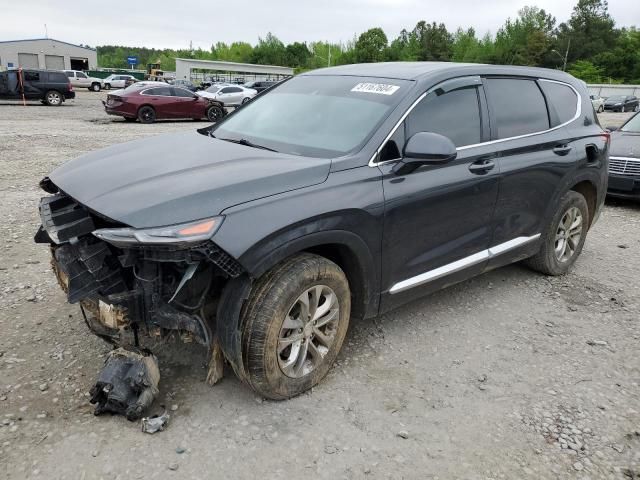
left=0, top=38, right=97, bottom=71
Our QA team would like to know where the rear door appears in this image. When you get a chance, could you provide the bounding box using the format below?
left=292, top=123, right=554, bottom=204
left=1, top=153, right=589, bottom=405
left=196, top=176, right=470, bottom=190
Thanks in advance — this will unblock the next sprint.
left=483, top=77, right=580, bottom=269
left=378, top=76, right=500, bottom=311
left=22, top=71, right=44, bottom=98
left=141, top=86, right=174, bottom=118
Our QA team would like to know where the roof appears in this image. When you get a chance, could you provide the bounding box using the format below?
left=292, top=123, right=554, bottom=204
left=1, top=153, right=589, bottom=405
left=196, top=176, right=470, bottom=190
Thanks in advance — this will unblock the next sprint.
left=0, top=38, right=96, bottom=51
left=304, top=61, right=575, bottom=83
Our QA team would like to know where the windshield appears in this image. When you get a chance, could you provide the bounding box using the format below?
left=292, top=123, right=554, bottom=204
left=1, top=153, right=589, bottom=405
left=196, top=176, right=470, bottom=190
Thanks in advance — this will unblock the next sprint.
left=621, top=114, right=640, bottom=133
left=211, top=75, right=412, bottom=158
left=607, top=95, right=625, bottom=101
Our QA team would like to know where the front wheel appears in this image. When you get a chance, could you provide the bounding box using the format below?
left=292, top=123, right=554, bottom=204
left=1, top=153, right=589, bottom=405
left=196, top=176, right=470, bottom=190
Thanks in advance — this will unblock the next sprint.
left=634, top=104, right=639, bottom=112
left=239, top=253, right=351, bottom=400
left=104, top=83, right=111, bottom=90
left=206, top=105, right=224, bottom=122
left=241, top=97, right=251, bottom=104
left=525, top=191, right=589, bottom=276
left=621, top=106, right=625, bottom=113
left=90, top=83, right=101, bottom=92
left=44, top=90, right=63, bottom=106
left=137, top=106, right=156, bottom=124
left=597, top=105, right=604, bottom=113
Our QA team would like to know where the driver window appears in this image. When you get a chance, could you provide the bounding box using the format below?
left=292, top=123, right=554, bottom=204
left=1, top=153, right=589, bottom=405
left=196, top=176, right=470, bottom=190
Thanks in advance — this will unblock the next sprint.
left=405, top=87, right=481, bottom=147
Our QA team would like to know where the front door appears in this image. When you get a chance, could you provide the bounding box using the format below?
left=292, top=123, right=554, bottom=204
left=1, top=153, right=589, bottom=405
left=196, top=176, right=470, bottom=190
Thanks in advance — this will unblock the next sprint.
left=377, top=78, right=500, bottom=312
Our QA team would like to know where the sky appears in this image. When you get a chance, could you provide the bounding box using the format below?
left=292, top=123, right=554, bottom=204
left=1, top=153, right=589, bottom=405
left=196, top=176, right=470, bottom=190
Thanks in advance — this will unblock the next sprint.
left=2, top=0, right=639, bottom=49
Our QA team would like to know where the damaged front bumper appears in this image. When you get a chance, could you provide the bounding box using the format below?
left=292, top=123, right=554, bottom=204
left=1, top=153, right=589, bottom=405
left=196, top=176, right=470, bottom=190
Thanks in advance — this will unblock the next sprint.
left=35, top=188, right=244, bottom=350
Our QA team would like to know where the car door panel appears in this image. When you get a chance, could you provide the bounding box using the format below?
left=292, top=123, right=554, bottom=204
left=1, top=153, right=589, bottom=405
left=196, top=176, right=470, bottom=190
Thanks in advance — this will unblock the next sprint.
left=378, top=80, right=499, bottom=313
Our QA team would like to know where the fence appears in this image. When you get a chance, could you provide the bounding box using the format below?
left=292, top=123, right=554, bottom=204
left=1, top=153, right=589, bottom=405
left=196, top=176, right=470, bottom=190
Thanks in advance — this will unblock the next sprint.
left=587, top=84, right=640, bottom=98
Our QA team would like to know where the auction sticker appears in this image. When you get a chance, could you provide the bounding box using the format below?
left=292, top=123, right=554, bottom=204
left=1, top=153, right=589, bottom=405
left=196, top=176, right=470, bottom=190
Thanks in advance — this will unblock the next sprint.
left=351, top=83, right=400, bottom=95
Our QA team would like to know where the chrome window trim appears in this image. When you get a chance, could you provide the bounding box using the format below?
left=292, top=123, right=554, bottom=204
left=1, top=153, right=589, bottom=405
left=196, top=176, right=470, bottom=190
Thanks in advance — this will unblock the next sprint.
left=140, top=88, right=174, bottom=98
left=370, top=78, right=582, bottom=166
left=389, top=234, right=541, bottom=294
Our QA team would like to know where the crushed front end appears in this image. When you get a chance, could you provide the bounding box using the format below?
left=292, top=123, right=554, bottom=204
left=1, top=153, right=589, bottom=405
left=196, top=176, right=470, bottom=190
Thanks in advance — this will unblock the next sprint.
left=34, top=179, right=243, bottom=359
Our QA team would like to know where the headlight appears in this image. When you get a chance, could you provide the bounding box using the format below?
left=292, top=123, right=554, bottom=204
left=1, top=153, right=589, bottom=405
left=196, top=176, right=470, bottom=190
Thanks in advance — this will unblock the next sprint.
left=616, top=103, right=622, bottom=105
left=93, top=216, right=224, bottom=247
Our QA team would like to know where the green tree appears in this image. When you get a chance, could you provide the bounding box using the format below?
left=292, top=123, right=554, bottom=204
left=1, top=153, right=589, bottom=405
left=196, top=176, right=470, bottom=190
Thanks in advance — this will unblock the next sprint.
left=250, top=33, right=287, bottom=65
left=494, top=7, right=556, bottom=66
left=568, top=60, right=603, bottom=82
left=285, top=42, right=311, bottom=68
left=410, top=21, right=453, bottom=61
left=354, top=28, right=388, bottom=63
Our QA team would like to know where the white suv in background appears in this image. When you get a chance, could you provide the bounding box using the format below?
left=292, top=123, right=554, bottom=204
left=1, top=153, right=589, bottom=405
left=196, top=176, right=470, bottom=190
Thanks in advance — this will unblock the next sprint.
left=103, top=74, right=136, bottom=90
left=63, top=70, right=103, bottom=92
left=590, top=94, right=605, bottom=113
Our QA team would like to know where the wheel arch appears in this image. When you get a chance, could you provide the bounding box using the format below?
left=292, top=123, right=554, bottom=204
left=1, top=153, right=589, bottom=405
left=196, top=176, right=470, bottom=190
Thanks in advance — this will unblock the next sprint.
left=569, top=179, right=598, bottom=229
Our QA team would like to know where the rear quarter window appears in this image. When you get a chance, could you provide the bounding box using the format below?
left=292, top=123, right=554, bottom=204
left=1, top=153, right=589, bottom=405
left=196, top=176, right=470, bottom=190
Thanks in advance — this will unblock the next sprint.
left=48, top=72, right=68, bottom=83
left=539, top=80, right=578, bottom=126
left=485, top=78, right=549, bottom=139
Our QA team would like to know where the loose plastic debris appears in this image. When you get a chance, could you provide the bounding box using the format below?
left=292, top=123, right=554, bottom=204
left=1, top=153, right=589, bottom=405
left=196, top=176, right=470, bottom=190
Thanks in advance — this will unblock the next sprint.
left=141, top=410, right=170, bottom=434
left=89, top=348, right=160, bottom=420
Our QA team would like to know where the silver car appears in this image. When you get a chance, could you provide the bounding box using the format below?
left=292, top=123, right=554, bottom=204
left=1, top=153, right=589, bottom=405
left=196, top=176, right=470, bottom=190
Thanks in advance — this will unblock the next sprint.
left=196, top=84, right=257, bottom=106
left=103, top=74, right=136, bottom=90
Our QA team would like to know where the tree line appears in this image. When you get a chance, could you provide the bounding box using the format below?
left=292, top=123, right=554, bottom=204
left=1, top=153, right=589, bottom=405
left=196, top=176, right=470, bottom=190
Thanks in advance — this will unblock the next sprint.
left=96, top=0, right=640, bottom=84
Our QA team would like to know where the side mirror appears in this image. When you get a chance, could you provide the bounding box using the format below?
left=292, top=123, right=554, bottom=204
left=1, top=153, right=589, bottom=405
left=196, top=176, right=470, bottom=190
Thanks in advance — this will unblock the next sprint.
left=393, top=132, right=457, bottom=175
left=605, top=126, right=617, bottom=132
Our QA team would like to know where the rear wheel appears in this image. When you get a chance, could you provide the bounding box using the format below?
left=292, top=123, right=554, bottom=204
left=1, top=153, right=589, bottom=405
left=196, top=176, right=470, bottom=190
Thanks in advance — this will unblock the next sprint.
left=634, top=104, right=639, bottom=112
left=525, top=191, right=588, bottom=276
left=44, top=90, right=63, bottom=106
left=597, top=105, right=604, bottom=113
left=241, top=97, right=251, bottom=104
left=239, top=253, right=351, bottom=400
left=206, top=105, right=224, bottom=122
left=104, top=83, right=111, bottom=90
left=621, top=106, right=626, bottom=113
left=137, top=106, right=156, bottom=124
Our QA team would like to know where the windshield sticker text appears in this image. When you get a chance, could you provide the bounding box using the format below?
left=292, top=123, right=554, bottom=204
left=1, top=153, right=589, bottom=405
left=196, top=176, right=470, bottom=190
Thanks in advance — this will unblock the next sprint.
left=351, top=83, right=400, bottom=95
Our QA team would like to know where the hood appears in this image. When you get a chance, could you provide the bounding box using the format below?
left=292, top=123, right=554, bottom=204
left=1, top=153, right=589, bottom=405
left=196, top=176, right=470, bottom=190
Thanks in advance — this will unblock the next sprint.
left=610, top=131, right=640, bottom=158
left=49, top=131, right=331, bottom=228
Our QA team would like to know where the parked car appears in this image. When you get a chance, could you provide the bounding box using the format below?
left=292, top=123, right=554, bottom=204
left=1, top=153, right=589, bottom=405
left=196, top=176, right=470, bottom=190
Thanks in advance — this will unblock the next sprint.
left=103, top=74, right=136, bottom=90
left=102, top=82, right=225, bottom=123
left=590, top=94, right=604, bottom=113
left=0, top=69, right=74, bottom=105
left=172, top=79, right=198, bottom=92
left=35, top=63, right=607, bottom=401
left=603, top=95, right=639, bottom=112
left=63, top=70, right=103, bottom=92
left=197, top=84, right=257, bottom=106
left=606, top=112, right=640, bottom=199
left=243, top=80, right=277, bottom=93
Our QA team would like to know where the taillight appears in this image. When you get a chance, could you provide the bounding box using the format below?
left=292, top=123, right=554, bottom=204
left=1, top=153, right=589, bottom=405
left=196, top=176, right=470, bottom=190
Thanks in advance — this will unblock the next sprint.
left=67, top=83, right=73, bottom=91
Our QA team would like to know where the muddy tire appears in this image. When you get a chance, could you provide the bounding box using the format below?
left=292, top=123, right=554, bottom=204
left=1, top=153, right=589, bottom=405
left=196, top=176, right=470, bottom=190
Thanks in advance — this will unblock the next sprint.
left=137, top=106, right=156, bottom=124
left=525, top=190, right=589, bottom=276
left=239, top=253, right=351, bottom=400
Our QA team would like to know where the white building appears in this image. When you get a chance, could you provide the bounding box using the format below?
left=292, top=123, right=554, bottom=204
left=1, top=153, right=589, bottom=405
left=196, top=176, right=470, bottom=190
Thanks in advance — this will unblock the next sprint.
left=0, top=38, right=97, bottom=71
left=175, top=58, right=293, bottom=83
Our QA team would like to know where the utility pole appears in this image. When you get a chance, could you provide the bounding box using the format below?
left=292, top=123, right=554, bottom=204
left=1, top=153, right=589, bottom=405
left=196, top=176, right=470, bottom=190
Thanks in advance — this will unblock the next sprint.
left=327, top=44, right=331, bottom=67
left=563, top=38, right=570, bottom=72
left=44, top=24, right=48, bottom=39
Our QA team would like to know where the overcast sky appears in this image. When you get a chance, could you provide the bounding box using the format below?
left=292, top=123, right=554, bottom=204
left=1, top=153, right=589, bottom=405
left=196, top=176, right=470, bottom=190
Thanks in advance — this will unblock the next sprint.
left=2, top=0, right=639, bottom=49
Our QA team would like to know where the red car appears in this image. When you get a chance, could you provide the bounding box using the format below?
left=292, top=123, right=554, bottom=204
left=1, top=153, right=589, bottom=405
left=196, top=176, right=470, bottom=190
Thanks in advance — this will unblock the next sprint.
left=103, top=82, right=225, bottom=123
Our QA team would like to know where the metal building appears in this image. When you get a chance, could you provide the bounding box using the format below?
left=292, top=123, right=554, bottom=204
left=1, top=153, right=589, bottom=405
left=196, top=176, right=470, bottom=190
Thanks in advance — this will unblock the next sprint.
left=175, top=58, right=293, bottom=84
left=0, top=38, right=97, bottom=71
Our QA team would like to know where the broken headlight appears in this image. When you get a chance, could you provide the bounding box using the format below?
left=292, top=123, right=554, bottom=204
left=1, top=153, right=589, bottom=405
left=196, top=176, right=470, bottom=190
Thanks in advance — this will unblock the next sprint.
left=93, top=217, right=224, bottom=247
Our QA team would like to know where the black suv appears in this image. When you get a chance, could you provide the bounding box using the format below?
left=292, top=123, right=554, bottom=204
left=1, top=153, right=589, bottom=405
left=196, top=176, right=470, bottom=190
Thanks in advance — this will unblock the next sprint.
left=36, top=63, right=608, bottom=400
left=0, top=69, right=75, bottom=106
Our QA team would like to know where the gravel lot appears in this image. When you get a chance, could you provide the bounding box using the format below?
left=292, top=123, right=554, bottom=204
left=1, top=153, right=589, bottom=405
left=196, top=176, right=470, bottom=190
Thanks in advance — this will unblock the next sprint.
left=1, top=91, right=639, bottom=480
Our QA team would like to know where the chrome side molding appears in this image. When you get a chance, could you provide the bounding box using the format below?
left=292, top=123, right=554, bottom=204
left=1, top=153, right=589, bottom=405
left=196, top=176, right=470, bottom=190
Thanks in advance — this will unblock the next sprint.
left=389, top=234, right=541, bottom=294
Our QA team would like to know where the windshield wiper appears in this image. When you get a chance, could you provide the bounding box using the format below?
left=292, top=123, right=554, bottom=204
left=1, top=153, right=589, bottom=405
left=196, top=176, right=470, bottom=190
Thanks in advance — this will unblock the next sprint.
left=218, top=137, right=278, bottom=152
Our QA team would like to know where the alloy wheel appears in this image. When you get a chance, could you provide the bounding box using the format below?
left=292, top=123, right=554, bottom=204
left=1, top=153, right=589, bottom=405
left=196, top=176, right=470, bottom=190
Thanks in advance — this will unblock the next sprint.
left=554, top=207, right=583, bottom=263
left=47, top=92, right=61, bottom=105
left=277, top=285, right=340, bottom=378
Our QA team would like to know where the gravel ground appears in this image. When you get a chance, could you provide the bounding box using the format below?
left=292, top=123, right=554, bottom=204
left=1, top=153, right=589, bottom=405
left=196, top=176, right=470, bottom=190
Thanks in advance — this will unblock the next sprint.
left=0, top=91, right=639, bottom=480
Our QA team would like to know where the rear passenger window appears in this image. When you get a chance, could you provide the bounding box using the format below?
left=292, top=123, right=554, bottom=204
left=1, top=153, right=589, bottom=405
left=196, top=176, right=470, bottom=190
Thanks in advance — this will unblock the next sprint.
left=24, top=72, right=40, bottom=82
left=144, top=87, right=172, bottom=96
left=485, top=78, right=549, bottom=139
left=539, top=80, right=578, bottom=126
left=48, top=73, right=67, bottom=83
left=406, top=87, right=481, bottom=147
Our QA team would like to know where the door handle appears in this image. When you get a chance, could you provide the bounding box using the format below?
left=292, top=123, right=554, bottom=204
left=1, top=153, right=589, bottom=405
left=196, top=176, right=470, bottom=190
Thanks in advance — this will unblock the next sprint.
left=468, top=159, right=495, bottom=174
left=553, top=145, right=573, bottom=156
